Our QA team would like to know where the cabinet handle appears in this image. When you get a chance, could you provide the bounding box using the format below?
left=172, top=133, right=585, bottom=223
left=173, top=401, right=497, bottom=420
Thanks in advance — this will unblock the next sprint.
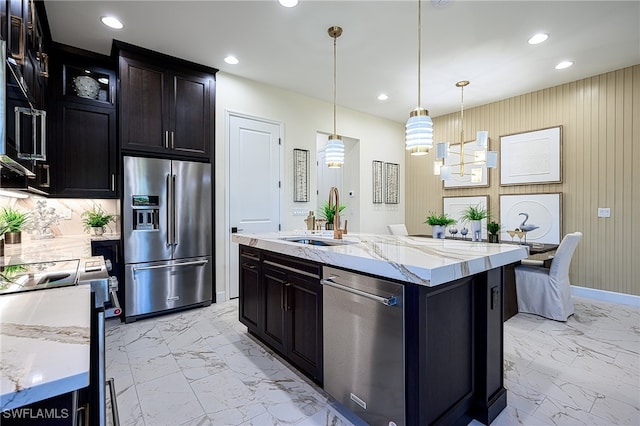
left=282, top=282, right=292, bottom=311
left=242, top=263, right=257, bottom=270
left=10, top=16, right=25, bottom=65
left=111, top=174, right=116, bottom=192
left=164, top=130, right=169, bottom=148
left=171, top=131, right=175, bottom=149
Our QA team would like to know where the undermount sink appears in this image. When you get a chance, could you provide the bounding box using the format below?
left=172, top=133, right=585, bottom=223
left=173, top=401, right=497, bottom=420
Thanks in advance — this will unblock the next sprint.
left=280, top=237, right=357, bottom=246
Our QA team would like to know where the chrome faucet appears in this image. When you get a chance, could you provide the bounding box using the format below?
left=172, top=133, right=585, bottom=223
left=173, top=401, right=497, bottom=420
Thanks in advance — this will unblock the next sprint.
left=328, top=186, right=348, bottom=239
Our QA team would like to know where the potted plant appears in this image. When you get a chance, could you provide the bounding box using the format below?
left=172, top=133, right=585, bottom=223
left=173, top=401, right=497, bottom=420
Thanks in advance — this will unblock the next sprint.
left=487, top=221, right=501, bottom=243
left=460, top=204, right=489, bottom=241
left=0, top=218, right=8, bottom=256
left=82, top=205, right=115, bottom=236
left=424, top=212, right=456, bottom=239
left=0, top=207, right=30, bottom=244
left=319, top=201, right=346, bottom=230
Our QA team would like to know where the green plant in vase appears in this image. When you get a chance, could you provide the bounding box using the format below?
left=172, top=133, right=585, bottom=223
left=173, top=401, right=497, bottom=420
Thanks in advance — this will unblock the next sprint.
left=0, top=207, right=30, bottom=244
left=487, top=221, right=501, bottom=243
left=82, top=205, right=115, bottom=236
left=460, top=204, right=489, bottom=241
left=424, top=212, right=456, bottom=239
left=319, top=201, right=346, bottom=230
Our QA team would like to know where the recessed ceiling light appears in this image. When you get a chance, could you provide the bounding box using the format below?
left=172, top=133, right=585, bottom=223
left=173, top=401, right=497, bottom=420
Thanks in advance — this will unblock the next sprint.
left=377, top=94, right=389, bottom=101
left=555, top=60, right=574, bottom=70
left=100, top=16, right=124, bottom=30
left=528, top=33, right=549, bottom=45
left=278, top=0, right=299, bottom=7
left=224, top=56, right=239, bottom=65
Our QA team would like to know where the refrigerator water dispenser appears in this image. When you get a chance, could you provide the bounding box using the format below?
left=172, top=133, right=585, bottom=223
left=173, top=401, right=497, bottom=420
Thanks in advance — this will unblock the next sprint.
left=132, top=195, right=159, bottom=231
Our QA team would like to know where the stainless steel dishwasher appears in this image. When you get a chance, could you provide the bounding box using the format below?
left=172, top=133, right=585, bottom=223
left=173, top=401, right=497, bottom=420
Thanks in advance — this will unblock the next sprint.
left=321, top=266, right=405, bottom=426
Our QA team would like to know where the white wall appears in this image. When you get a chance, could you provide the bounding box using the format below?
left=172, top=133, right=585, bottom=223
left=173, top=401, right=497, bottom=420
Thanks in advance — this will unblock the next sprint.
left=215, top=72, right=405, bottom=296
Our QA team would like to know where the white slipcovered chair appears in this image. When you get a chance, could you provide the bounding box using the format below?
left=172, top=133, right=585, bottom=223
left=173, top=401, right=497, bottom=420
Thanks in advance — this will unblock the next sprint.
left=387, top=224, right=409, bottom=236
left=514, top=232, right=582, bottom=321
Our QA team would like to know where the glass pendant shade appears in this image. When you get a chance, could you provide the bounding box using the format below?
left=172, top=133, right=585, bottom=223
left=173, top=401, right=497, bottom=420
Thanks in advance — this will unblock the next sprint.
left=325, top=134, right=344, bottom=168
left=405, top=108, right=433, bottom=155
left=476, top=130, right=489, bottom=148
left=486, top=151, right=498, bottom=168
left=435, top=142, right=449, bottom=160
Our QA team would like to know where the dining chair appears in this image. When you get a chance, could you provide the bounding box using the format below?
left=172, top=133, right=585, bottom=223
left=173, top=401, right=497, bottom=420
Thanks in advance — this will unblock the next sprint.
left=514, top=231, right=582, bottom=321
left=387, top=224, right=409, bottom=236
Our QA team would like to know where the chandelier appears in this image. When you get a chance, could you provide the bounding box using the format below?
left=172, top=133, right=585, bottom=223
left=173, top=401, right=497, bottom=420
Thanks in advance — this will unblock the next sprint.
left=434, top=80, right=497, bottom=181
left=405, top=0, right=433, bottom=155
left=325, top=26, right=344, bottom=168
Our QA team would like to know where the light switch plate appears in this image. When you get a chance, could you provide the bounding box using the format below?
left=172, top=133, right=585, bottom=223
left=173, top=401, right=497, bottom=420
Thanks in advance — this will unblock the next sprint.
left=597, top=207, right=611, bottom=218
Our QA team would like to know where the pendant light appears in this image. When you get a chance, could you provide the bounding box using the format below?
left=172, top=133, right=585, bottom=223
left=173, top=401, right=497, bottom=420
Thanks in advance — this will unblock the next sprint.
left=326, top=26, right=344, bottom=168
left=405, top=0, right=433, bottom=155
left=435, top=80, right=497, bottom=181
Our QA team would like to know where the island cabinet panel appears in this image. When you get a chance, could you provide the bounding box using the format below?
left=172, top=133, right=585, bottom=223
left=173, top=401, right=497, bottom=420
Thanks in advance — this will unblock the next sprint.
left=262, top=263, right=288, bottom=353
left=405, top=270, right=506, bottom=426
left=238, top=247, right=261, bottom=335
left=286, top=271, right=323, bottom=382
left=237, top=246, right=323, bottom=384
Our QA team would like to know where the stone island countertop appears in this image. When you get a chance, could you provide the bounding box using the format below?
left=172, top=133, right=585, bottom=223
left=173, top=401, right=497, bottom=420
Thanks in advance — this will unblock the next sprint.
left=232, top=232, right=528, bottom=286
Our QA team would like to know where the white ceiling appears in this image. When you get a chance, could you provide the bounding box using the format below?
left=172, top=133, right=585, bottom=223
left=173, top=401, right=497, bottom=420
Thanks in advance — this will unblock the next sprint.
left=44, top=0, right=640, bottom=122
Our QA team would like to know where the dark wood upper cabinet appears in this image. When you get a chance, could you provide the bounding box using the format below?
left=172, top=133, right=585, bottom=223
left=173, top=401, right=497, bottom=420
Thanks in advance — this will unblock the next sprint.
left=115, top=41, right=216, bottom=160
left=48, top=43, right=118, bottom=198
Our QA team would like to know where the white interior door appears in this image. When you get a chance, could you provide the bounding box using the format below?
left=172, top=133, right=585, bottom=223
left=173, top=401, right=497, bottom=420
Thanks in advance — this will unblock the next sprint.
left=228, top=114, right=281, bottom=299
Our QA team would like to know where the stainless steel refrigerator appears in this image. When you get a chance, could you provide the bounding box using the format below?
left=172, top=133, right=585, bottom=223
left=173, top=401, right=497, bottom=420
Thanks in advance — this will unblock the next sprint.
left=123, top=156, right=212, bottom=322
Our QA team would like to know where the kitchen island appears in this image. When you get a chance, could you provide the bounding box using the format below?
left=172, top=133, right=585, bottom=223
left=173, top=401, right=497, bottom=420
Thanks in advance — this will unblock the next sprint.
left=233, top=232, right=528, bottom=426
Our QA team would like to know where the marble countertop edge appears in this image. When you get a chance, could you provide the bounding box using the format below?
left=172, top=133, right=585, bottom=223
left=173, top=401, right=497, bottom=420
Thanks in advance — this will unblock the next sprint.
left=233, top=232, right=528, bottom=286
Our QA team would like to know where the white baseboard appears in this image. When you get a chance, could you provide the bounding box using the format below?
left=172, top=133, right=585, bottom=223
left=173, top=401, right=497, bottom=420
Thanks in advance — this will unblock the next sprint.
left=215, top=291, right=227, bottom=303
left=571, top=285, right=640, bottom=307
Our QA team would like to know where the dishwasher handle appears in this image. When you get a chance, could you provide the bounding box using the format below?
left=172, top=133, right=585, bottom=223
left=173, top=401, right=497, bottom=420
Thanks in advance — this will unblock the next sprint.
left=321, top=277, right=398, bottom=306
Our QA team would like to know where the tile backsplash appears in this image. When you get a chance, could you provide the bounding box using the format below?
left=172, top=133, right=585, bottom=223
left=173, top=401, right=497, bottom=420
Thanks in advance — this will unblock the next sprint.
left=0, top=195, right=120, bottom=237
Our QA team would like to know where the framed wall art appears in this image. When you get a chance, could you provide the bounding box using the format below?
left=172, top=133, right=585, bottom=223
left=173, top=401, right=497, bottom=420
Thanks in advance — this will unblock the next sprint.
left=443, top=195, right=489, bottom=240
left=500, top=126, right=562, bottom=186
left=293, top=148, right=309, bottom=202
left=443, top=141, right=490, bottom=189
left=372, top=160, right=383, bottom=203
left=384, top=162, right=399, bottom=204
left=499, top=192, right=562, bottom=244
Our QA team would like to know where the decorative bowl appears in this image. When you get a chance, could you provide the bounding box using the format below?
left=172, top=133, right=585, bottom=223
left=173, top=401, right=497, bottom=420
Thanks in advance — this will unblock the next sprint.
left=73, top=76, right=100, bottom=99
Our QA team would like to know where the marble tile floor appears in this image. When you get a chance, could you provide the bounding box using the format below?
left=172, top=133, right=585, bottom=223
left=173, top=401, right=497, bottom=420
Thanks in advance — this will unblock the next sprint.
left=105, top=296, right=640, bottom=426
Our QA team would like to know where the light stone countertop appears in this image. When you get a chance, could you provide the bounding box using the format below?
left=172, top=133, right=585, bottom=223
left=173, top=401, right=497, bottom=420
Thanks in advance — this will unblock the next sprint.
left=1, top=234, right=120, bottom=266
left=232, top=232, right=528, bottom=286
left=0, top=285, right=91, bottom=411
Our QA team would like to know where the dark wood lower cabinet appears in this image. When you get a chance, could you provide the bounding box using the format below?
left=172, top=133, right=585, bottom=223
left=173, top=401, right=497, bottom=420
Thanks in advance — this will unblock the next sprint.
left=238, top=246, right=323, bottom=384
left=239, top=248, right=261, bottom=335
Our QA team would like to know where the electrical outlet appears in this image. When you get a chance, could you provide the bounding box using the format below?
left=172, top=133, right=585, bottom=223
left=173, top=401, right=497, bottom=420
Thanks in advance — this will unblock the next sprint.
left=597, top=207, right=611, bottom=218
left=61, top=208, right=72, bottom=220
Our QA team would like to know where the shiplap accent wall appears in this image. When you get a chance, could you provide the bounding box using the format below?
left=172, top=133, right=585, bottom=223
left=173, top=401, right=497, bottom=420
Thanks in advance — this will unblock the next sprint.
left=406, top=65, right=639, bottom=296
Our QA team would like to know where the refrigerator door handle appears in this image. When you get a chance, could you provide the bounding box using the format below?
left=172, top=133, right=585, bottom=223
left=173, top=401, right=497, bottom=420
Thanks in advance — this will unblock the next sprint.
left=166, top=173, right=173, bottom=246
left=132, top=259, right=209, bottom=273
left=172, top=174, right=178, bottom=246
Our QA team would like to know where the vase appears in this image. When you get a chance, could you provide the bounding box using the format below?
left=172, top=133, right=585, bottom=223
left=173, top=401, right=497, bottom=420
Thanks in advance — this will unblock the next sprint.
left=0, top=238, right=4, bottom=257
left=91, top=226, right=105, bottom=236
left=5, top=232, right=21, bottom=244
left=325, top=223, right=334, bottom=231
left=432, top=225, right=446, bottom=239
left=488, top=234, right=499, bottom=243
left=471, top=220, right=482, bottom=242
